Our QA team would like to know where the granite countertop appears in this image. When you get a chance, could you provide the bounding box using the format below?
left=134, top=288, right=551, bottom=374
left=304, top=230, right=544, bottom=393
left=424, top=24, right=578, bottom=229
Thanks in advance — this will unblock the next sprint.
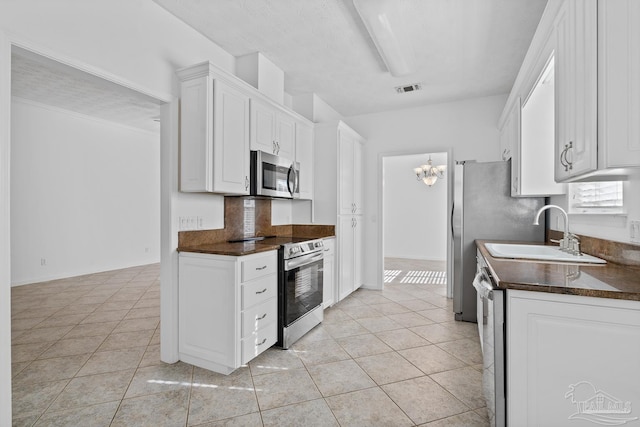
left=476, top=240, right=640, bottom=301
left=178, top=235, right=336, bottom=257
left=177, top=241, right=281, bottom=256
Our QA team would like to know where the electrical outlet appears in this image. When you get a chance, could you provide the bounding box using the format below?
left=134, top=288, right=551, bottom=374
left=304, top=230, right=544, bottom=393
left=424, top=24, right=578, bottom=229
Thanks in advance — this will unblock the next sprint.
left=631, top=220, right=640, bottom=243
left=179, top=216, right=202, bottom=231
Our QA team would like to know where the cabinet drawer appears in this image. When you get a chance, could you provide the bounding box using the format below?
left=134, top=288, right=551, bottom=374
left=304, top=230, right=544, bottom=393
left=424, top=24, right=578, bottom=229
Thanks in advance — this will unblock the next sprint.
left=241, top=321, right=277, bottom=364
left=241, top=254, right=277, bottom=282
left=242, top=297, right=277, bottom=338
left=242, top=275, right=277, bottom=309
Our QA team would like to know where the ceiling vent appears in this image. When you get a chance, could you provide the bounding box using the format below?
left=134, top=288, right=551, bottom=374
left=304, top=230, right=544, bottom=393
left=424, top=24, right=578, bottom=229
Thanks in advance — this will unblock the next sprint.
left=395, top=83, right=422, bottom=94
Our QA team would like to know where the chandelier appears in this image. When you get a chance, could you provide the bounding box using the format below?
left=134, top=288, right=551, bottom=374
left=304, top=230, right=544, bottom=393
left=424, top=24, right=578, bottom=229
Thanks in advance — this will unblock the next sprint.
left=413, top=157, right=446, bottom=186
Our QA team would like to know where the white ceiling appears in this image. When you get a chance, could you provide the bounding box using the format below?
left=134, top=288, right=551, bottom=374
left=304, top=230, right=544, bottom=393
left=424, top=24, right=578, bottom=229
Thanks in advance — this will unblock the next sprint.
left=154, top=0, right=548, bottom=117
left=11, top=47, right=162, bottom=133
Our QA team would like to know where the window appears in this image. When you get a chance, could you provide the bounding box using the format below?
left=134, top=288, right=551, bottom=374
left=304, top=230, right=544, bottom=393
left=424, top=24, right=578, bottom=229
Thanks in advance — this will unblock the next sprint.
left=568, top=181, right=624, bottom=214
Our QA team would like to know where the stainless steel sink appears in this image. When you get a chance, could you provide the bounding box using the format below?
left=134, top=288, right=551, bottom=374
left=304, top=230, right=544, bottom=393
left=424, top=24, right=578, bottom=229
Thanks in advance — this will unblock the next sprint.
left=485, top=243, right=606, bottom=264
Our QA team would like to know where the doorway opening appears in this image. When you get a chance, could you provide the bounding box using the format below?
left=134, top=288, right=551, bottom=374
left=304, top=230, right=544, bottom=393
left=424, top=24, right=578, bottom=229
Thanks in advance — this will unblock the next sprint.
left=381, top=151, right=450, bottom=291
left=6, top=44, right=165, bottom=424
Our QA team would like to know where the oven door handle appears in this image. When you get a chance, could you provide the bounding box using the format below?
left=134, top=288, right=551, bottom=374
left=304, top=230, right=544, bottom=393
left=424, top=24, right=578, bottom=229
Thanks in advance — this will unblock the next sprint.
left=285, top=252, right=323, bottom=271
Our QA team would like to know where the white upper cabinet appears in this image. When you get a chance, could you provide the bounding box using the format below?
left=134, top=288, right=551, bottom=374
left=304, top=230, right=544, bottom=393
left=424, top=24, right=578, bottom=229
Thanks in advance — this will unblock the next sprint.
left=499, top=1, right=565, bottom=197
left=501, top=0, right=640, bottom=187
left=554, top=0, right=598, bottom=182
left=520, top=55, right=566, bottom=197
left=177, top=62, right=250, bottom=194
left=598, top=0, right=640, bottom=169
left=499, top=105, right=515, bottom=162
left=500, top=98, right=521, bottom=196
left=338, top=129, right=364, bottom=216
left=250, top=99, right=295, bottom=160
left=295, top=120, right=314, bottom=200
left=554, top=0, right=640, bottom=182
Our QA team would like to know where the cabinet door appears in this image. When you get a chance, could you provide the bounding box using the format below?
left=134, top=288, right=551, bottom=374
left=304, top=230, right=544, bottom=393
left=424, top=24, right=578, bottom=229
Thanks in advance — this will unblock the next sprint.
left=499, top=116, right=512, bottom=161
left=507, top=290, right=640, bottom=426
left=276, top=112, right=296, bottom=160
left=213, top=80, right=250, bottom=194
left=250, top=99, right=276, bottom=154
left=598, top=0, right=640, bottom=168
left=352, top=140, right=363, bottom=215
left=338, top=215, right=355, bottom=301
left=555, top=0, right=597, bottom=181
left=338, top=133, right=355, bottom=215
left=296, top=121, right=314, bottom=200
left=178, top=255, right=238, bottom=369
left=322, top=238, right=335, bottom=308
left=504, top=98, right=521, bottom=196
left=180, top=76, right=213, bottom=192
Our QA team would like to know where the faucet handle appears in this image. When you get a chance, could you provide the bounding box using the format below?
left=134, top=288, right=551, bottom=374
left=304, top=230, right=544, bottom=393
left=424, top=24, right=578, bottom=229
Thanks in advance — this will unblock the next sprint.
left=566, top=233, right=581, bottom=255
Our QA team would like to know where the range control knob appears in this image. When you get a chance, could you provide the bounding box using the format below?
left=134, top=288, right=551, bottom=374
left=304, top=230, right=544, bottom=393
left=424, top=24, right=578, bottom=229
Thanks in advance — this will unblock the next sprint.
left=314, top=241, right=323, bottom=248
left=289, top=246, right=299, bottom=256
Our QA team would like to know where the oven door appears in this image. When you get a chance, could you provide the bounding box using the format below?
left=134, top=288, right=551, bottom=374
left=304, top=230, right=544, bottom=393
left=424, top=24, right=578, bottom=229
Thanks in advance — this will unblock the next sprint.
left=282, top=251, right=323, bottom=328
left=251, top=150, right=300, bottom=199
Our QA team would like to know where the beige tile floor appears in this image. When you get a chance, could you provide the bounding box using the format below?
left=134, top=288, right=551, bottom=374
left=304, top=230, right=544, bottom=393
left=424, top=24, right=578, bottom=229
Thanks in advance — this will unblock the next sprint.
left=11, top=260, right=488, bottom=426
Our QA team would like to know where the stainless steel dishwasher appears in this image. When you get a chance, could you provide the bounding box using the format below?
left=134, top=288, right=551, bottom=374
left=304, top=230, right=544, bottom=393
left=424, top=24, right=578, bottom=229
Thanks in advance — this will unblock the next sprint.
left=474, top=250, right=505, bottom=427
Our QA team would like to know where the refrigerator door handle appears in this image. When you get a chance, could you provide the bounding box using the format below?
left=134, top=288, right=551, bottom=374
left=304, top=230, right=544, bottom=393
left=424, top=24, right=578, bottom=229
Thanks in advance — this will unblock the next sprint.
left=451, top=202, right=455, bottom=238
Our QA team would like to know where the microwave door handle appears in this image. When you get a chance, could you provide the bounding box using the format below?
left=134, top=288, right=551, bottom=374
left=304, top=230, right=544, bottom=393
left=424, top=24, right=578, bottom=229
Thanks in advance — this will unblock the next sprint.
left=287, top=164, right=298, bottom=196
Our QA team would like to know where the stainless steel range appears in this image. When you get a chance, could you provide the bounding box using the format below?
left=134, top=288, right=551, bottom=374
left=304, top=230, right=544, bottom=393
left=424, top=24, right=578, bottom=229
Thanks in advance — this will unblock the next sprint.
left=277, top=238, right=324, bottom=349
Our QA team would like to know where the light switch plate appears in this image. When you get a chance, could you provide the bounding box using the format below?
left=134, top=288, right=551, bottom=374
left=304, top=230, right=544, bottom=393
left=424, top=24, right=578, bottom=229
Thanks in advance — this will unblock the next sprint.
left=630, top=220, right=640, bottom=243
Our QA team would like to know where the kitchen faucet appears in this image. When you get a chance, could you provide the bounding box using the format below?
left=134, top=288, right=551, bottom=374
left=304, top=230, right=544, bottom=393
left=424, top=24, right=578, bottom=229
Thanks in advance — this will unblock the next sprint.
left=533, top=204, right=582, bottom=256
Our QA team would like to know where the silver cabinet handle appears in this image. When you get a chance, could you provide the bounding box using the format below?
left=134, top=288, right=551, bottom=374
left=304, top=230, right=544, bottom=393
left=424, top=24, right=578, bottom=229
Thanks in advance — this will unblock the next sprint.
left=560, top=142, right=573, bottom=172
left=245, top=176, right=249, bottom=191
left=255, top=265, right=267, bottom=271
left=257, top=338, right=267, bottom=346
left=273, top=141, right=277, bottom=154
left=256, top=313, right=267, bottom=320
left=255, top=288, right=267, bottom=294
left=565, top=141, right=573, bottom=170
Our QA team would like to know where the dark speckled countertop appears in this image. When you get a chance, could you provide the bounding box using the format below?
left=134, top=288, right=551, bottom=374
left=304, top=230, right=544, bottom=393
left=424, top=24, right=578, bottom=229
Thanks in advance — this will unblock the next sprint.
left=177, top=241, right=281, bottom=256
left=178, top=235, right=335, bottom=257
left=476, top=240, right=640, bottom=301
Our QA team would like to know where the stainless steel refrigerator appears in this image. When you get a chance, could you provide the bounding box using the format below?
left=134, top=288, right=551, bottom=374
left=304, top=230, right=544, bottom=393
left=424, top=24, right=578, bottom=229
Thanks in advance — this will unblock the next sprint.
left=452, top=160, right=545, bottom=322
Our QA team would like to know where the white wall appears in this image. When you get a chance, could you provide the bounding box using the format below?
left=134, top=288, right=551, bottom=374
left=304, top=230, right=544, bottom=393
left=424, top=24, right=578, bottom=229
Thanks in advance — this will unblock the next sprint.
left=345, top=94, right=507, bottom=288
left=0, top=29, right=12, bottom=425
left=10, top=98, right=160, bottom=285
left=384, top=153, right=448, bottom=261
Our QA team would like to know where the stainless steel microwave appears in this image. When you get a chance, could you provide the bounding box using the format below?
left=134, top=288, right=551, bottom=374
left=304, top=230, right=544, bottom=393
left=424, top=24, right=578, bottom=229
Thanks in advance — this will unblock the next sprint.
left=250, top=150, right=300, bottom=199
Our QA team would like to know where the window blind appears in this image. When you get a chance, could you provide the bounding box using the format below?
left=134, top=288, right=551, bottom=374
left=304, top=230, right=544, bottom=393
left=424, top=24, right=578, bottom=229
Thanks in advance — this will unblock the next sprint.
left=569, top=181, right=624, bottom=213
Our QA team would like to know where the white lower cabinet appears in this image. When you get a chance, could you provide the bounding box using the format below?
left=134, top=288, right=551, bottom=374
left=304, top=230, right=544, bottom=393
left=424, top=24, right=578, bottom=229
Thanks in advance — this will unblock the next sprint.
left=322, top=237, right=336, bottom=308
left=337, top=215, right=362, bottom=301
left=507, top=289, right=640, bottom=426
left=178, top=250, right=277, bottom=374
